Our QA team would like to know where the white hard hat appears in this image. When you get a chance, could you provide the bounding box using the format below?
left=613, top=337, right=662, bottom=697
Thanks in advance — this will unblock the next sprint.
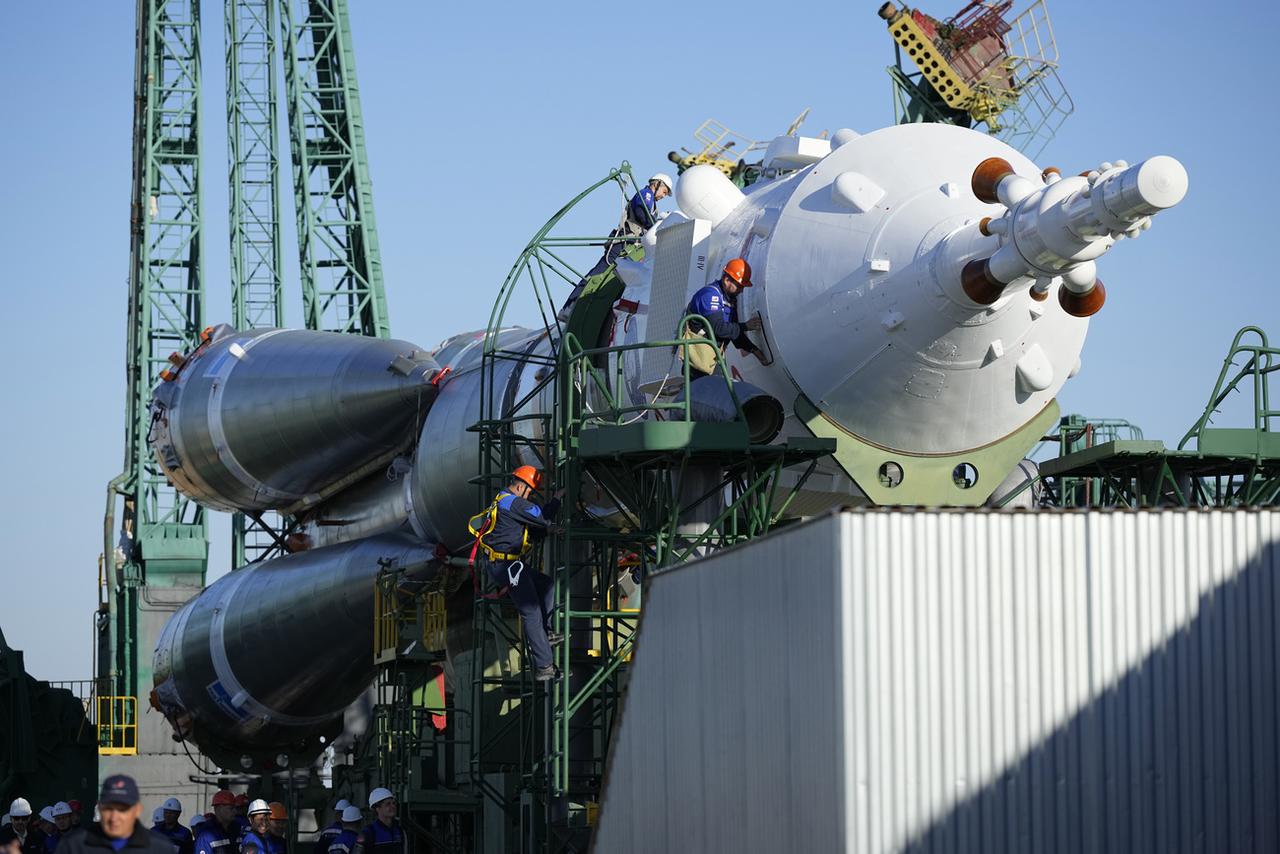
left=39, top=807, right=54, bottom=823
left=189, top=815, right=205, bottom=829
left=247, top=799, right=271, bottom=816
left=9, top=799, right=31, bottom=818
left=341, top=805, right=363, bottom=823
left=162, top=797, right=182, bottom=814
left=152, top=807, right=165, bottom=824
left=367, top=788, right=393, bottom=808
left=334, top=799, right=350, bottom=812
left=51, top=802, right=72, bottom=818
left=649, top=173, right=675, bottom=193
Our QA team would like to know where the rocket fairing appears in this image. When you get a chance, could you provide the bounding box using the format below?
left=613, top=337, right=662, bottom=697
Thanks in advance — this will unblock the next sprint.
left=151, top=533, right=441, bottom=770
left=149, top=325, right=440, bottom=514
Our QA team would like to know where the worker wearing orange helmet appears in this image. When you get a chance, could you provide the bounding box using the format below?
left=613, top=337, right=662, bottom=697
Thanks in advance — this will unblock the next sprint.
left=685, top=258, right=766, bottom=378
left=468, top=466, right=564, bottom=681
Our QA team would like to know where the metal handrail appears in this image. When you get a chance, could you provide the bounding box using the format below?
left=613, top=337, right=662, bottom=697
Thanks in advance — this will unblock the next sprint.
left=562, top=314, right=748, bottom=429
left=1178, top=326, right=1278, bottom=451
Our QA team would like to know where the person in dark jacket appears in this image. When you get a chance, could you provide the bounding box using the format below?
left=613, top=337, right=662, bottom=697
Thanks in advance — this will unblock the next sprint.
left=322, top=806, right=362, bottom=854
left=684, top=257, right=766, bottom=378
left=151, top=798, right=192, bottom=854
left=192, top=791, right=238, bottom=854
left=472, top=465, right=563, bottom=681
left=310, top=801, right=347, bottom=854
left=0, top=798, right=42, bottom=854
left=56, top=775, right=175, bottom=853
left=354, top=791, right=402, bottom=854
left=237, top=802, right=272, bottom=854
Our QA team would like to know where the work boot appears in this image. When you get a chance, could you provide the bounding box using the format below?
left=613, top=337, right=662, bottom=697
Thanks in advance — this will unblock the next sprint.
left=534, top=665, right=558, bottom=682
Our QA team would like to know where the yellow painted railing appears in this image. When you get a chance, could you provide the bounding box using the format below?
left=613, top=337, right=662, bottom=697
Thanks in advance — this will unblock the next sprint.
left=97, top=696, right=138, bottom=755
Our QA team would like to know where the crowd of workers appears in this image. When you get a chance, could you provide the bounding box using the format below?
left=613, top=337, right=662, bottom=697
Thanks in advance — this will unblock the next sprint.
left=0, top=777, right=403, bottom=854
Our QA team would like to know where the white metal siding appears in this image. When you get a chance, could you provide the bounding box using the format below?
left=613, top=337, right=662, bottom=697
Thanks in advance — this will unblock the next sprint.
left=594, top=509, right=1280, bottom=854
left=639, top=217, right=711, bottom=391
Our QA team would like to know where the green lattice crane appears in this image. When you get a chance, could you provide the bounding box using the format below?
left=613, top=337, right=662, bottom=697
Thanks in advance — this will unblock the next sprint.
left=103, top=0, right=209, bottom=715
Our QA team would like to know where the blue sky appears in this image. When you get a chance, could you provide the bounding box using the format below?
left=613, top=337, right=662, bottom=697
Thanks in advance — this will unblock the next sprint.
left=1, top=0, right=1276, bottom=680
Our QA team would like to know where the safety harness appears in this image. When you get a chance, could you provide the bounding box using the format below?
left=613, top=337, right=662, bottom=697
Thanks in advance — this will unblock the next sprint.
left=468, top=491, right=531, bottom=563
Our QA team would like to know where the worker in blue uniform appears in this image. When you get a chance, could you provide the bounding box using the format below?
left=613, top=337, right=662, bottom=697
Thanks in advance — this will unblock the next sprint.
left=193, top=791, right=239, bottom=854
left=469, top=466, right=563, bottom=681
left=311, top=800, right=348, bottom=854
left=684, top=257, right=766, bottom=378
left=322, top=807, right=363, bottom=854
left=152, top=798, right=194, bottom=854
left=562, top=173, right=674, bottom=319
left=238, top=801, right=273, bottom=854
left=354, top=791, right=402, bottom=854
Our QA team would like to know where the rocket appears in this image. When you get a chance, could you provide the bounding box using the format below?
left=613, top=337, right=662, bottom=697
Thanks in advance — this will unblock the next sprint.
left=148, top=121, right=1187, bottom=768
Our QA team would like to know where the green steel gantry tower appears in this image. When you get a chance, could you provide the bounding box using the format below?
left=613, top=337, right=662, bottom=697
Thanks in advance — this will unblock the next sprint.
left=102, top=0, right=209, bottom=746
left=102, top=0, right=388, bottom=760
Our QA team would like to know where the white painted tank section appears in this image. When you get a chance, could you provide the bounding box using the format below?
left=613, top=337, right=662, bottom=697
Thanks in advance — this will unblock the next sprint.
left=595, top=509, right=1280, bottom=853
left=612, top=123, right=1186, bottom=457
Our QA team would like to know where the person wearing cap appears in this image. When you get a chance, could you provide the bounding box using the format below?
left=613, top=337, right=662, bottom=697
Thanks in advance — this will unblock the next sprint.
left=469, top=466, right=564, bottom=681
left=237, top=801, right=272, bottom=854
left=55, top=775, right=174, bottom=853
left=151, top=798, right=192, bottom=854
left=0, top=798, right=40, bottom=854
left=354, top=791, right=401, bottom=854
left=683, top=257, right=766, bottom=379
left=322, top=807, right=362, bottom=854
left=264, top=804, right=286, bottom=854
left=310, top=801, right=347, bottom=854
left=192, top=791, right=238, bottom=854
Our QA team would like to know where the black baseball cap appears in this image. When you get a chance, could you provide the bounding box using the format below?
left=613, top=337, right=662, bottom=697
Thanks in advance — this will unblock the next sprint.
left=98, top=774, right=140, bottom=806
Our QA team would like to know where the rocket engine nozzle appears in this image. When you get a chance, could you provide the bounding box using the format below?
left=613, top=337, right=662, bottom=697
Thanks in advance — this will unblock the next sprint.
left=956, top=154, right=1188, bottom=311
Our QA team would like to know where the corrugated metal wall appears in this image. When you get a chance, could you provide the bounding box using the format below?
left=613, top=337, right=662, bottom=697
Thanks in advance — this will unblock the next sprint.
left=594, top=509, right=1280, bottom=854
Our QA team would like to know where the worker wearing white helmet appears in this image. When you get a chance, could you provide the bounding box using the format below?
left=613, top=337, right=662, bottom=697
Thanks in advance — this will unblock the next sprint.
left=150, top=796, right=192, bottom=854
left=0, top=798, right=33, bottom=853
left=324, top=806, right=364, bottom=854
left=312, top=799, right=350, bottom=854
left=37, top=806, right=55, bottom=836
left=562, top=170, right=677, bottom=320
left=355, top=789, right=402, bottom=853
left=240, top=800, right=273, bottom=854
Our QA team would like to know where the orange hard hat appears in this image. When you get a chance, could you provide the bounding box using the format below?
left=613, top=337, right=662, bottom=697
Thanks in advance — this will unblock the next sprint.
left=512, top=465, right=541, bottom=490
left=268, top=802, right=287, bottom=821
left=211, top=791, right=236, bottom=807
left=722, top=258, right=752, bottom=287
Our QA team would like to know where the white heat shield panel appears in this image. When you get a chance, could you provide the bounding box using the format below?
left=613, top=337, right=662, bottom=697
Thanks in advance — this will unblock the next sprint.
left=639, top=217, right=712, bottom=394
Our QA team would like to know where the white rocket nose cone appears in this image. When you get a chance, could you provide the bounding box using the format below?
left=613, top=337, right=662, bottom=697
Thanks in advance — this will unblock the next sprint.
left=1133, top=155, right=1188, bottom=210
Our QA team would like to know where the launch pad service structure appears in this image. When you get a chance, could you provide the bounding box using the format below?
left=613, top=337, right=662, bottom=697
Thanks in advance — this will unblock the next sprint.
left=81, top=1, right=1280, bottom=852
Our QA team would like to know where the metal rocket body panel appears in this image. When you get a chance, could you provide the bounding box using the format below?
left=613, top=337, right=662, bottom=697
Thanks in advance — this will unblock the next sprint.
left=149, top=328, right=440, bottom=513
left=151, top=533, right=440, bottom=768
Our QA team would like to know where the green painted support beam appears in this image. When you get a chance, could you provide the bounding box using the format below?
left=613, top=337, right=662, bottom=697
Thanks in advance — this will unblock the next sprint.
left=227, top=0, right=285, bottom=331
left=280, top=0, right=389, bottom=338
left=227, top=0, right=287, bottom=569
left=105, top=0, right=209, bottom=703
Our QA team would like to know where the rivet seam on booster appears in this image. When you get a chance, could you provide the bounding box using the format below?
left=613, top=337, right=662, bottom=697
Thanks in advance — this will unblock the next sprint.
left=208, top=559, right=335, bottom=726
left=206, top=329, right=302, bottom=504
